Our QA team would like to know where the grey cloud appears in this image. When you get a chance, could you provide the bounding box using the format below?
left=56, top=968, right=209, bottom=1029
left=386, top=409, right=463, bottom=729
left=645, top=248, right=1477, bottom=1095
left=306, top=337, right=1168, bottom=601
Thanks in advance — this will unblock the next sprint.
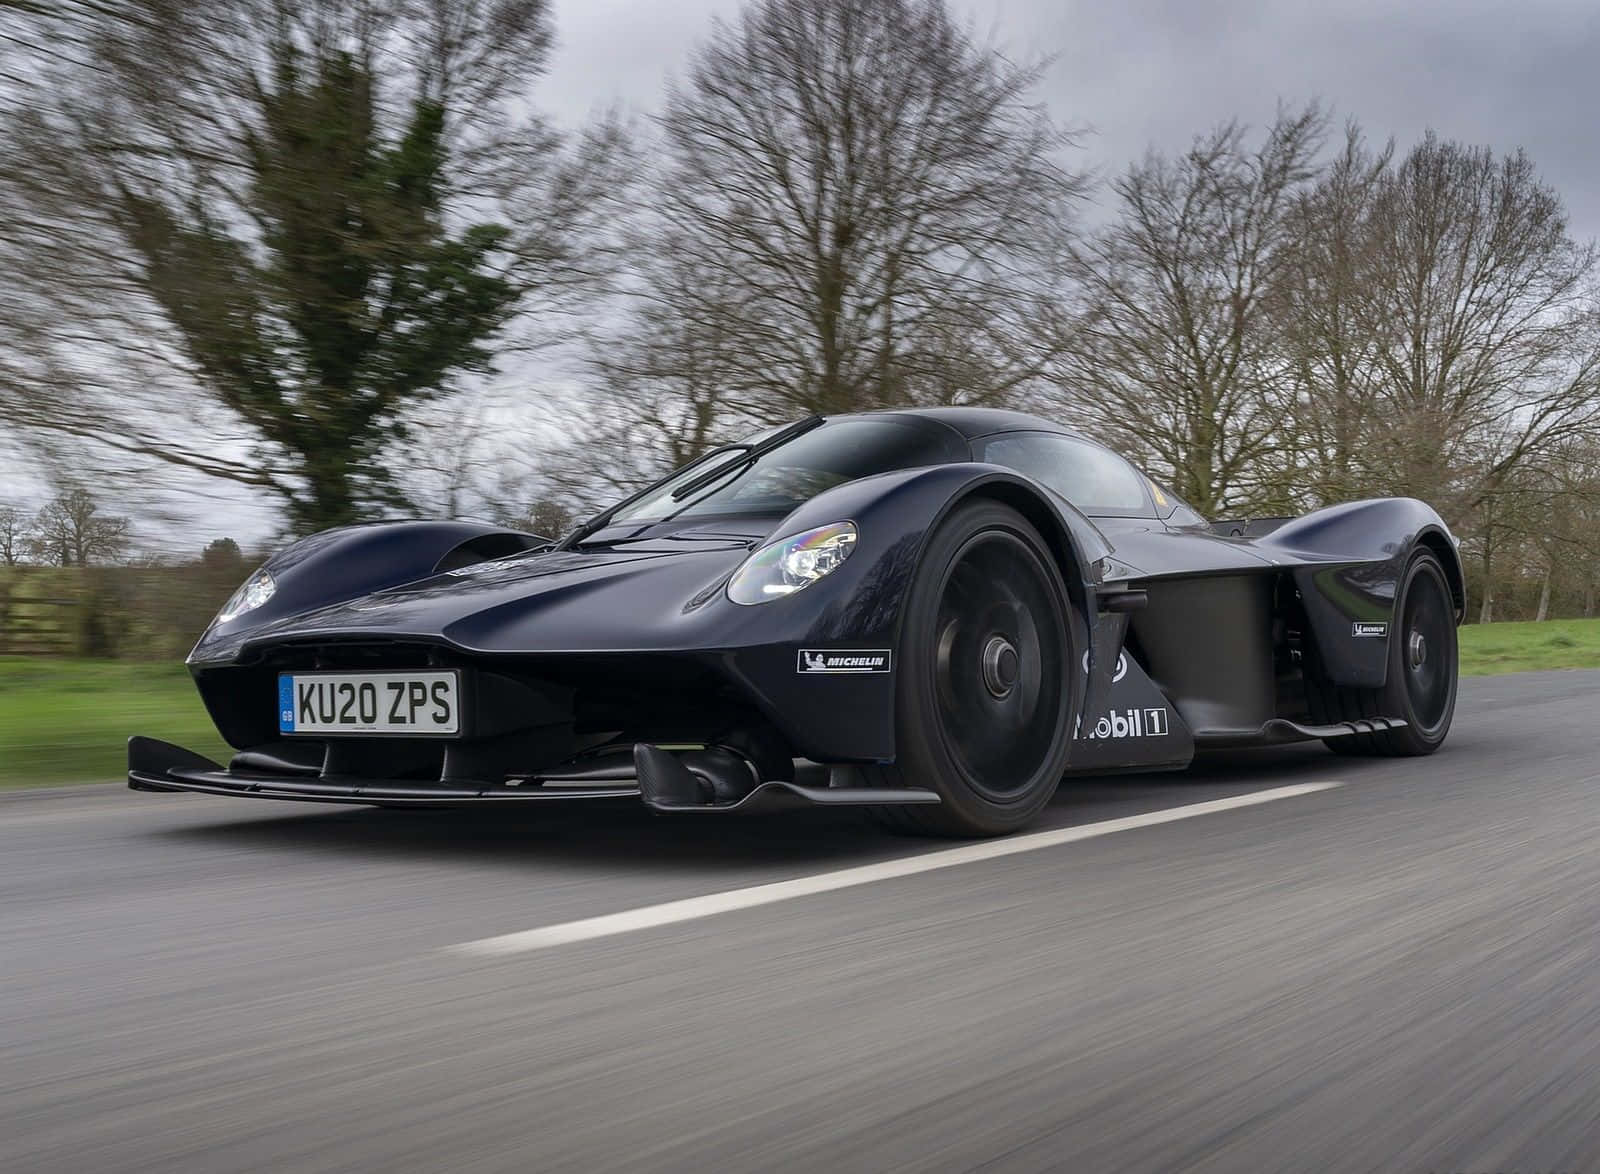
left=541, top=0, right=1600, bottom=236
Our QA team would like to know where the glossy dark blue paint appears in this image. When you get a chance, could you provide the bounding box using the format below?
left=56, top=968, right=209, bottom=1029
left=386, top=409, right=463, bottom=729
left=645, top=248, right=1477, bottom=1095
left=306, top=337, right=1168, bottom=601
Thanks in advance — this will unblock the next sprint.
left=175, top=412, right=1462, bottom=772
left=1261, top=499, right=1463, bottom=688
left=191, top=520, right=543, bottom=665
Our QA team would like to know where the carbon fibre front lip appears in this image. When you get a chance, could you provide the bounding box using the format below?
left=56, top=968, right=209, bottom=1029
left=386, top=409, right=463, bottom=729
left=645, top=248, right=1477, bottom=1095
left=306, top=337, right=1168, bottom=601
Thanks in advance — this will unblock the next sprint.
left=127, top=732, right=940, bottom=813
left=129, top=769, right=639, bottom=805
left=129, top=768, right=939, bottom=812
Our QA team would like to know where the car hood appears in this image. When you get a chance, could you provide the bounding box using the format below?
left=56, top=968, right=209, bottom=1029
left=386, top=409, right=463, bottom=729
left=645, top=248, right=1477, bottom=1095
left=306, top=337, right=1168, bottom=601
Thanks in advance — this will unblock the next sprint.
left=214, top=527, right=767, bottom=659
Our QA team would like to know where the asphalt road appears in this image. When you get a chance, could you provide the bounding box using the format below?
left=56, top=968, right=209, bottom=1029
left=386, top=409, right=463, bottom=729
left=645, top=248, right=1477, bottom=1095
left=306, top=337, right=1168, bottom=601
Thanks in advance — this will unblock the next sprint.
left=4, top=671, right=1600, bottom=1173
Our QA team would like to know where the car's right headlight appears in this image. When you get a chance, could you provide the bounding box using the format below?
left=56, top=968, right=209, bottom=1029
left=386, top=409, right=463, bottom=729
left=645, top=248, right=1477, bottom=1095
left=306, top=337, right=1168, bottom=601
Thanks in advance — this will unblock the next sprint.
left=215, top=567, right=276, bottom=624
left=727, top=522, right=857, bottom=604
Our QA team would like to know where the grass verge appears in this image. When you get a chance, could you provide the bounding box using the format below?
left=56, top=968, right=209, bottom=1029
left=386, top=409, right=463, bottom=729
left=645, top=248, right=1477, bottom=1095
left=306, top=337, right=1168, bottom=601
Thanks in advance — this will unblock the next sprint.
left=0, top=658, right=230, bottom=790
left=1457, top=617, right=1600, bottom=676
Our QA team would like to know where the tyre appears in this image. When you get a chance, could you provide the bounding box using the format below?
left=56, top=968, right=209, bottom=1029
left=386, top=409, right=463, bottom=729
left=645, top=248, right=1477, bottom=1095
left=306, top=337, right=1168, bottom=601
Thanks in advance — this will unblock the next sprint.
left=1311, top=548, right=1458, bottom=756
left=868, top=500, right=1076, bottom=836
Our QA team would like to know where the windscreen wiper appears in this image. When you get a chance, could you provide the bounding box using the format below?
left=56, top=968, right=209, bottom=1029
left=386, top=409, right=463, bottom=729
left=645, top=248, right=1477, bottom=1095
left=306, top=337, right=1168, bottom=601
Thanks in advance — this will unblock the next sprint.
left=553, top=416, right=826, bottom=552
left=553, top=422, right=825, bottom=553
left=668, top=415, right=825, bottom=502
left=548, top=451, right=741, bottom=553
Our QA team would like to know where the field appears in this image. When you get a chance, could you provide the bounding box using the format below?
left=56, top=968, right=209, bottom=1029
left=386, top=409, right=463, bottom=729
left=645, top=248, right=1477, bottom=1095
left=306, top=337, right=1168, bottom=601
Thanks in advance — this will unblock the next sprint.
left=1457, top=616, right=1600, bottom=676
left=0, top=658, right=230, bottom=788
left=0, top=619, right=1596, bottom=788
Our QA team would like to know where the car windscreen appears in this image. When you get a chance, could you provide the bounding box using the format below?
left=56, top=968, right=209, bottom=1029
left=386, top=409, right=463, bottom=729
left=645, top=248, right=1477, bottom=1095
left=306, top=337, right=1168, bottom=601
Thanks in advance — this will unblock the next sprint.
left=973, top=431, right=1153, bottom=516
left=610, top=416, right=968, bottom=523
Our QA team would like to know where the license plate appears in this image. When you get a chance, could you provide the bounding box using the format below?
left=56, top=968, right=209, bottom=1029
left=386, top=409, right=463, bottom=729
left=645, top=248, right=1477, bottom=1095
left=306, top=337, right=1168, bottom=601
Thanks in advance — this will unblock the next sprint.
left=277, top=671, right=461, bottom=737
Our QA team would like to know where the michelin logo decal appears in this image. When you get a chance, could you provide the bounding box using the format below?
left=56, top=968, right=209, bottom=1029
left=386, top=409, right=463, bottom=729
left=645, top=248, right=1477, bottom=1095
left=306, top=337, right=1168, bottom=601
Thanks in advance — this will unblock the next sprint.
left=798, top=649, right=892, bottom=674
left=1351, top=621, right=1388, bottom=638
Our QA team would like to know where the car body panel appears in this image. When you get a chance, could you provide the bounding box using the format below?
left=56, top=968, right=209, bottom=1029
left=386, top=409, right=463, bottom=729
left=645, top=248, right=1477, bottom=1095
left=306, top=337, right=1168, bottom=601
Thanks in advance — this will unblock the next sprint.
left=137, top=409, right=1463, bottom=810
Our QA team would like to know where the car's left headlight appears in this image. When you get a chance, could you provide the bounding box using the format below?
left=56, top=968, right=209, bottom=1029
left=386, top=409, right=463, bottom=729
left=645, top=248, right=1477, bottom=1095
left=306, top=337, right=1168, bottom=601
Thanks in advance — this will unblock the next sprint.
left=728, top=522, right=857, bottom=604
left=215, top=567, right=276, bottom=624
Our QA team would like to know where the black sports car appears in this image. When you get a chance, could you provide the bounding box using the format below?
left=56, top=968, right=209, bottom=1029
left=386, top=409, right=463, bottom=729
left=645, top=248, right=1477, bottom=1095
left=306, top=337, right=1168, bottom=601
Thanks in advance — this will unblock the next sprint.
left=130, top=408, right=1463, bottom=835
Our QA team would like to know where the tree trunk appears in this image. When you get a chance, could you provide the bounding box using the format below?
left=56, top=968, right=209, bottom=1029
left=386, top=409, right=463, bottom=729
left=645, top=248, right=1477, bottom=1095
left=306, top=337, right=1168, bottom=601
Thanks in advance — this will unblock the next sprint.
left=1476, top=510, right=1494, bottom=623
left=1535, top=568, right=1552, bottom=622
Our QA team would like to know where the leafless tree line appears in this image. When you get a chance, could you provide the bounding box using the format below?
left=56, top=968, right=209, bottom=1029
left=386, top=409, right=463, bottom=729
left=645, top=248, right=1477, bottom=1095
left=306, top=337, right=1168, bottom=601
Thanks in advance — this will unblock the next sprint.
left=2, top=0, right=1598, bottom=618
left=1053, top=114, right=1600, bottom=618
left=0, top=489, right=129, bottom=567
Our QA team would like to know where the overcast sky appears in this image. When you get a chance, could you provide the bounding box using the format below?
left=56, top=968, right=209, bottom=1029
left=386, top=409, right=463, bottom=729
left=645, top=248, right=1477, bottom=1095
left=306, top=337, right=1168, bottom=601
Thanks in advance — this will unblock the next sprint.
left=543, top=0, right=1600, bottom=238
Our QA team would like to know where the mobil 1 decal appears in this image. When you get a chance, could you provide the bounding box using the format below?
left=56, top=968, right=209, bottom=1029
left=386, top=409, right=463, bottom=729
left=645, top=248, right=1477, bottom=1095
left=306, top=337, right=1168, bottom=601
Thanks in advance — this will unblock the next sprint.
left=1069, top=644, right=1192, bottom=768
left=1074, top=648, right=1183, bottom=744
left=1084, top=706, right=1169, bottom=740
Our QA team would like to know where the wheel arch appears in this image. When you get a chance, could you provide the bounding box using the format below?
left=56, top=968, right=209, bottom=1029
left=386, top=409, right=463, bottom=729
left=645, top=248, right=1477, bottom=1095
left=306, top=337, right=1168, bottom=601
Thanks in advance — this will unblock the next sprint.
left=897, top=474, right=1105, bottom=755
left=1414, top=527, right=1466, bottom=620
left=954, top=478, right=1099, bottom=623
left=1264, top=499, right=1465, bottom=689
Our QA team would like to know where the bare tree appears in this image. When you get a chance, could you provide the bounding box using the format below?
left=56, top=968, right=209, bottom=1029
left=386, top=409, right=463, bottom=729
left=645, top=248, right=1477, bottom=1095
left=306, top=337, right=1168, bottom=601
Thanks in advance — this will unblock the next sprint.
left=1470, top=438, right=1600, bottom=622
left=1058, top=104, right=1327, bottom=517
left=603, top=0, right=1084, bottom=456
left=500, top=497, right=573, bottom=540
left=27, top=488, right=130, bottom=566
left=1277, top=131, right=1600, bottom=615
left=1357, top=134, right=1600, bottom=517
left=584, top=253, right=764, bottom=491
left=1271, top=125, right=1396, bottom=506
left=396, top=388, right=502, bottom=520
left=0, top=505, right=29, bottom=566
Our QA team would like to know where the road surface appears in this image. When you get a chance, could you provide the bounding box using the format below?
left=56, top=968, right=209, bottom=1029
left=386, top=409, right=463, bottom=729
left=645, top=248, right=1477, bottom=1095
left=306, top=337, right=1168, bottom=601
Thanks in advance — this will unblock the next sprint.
left=4, top=671, right=1599, bottom=1172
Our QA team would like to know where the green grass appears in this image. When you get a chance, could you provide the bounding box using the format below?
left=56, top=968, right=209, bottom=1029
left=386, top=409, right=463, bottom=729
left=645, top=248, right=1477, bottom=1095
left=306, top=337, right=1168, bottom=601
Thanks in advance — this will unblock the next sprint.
left=0, top=658, right=230, bottom=789
left=1, top=620, right=1598, bottom=789
left=1458, top=617, right=1600, bottom=676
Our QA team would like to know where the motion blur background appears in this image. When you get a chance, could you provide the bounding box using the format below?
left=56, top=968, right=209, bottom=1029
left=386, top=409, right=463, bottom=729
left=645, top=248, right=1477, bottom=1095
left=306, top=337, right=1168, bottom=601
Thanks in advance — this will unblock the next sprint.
left=2, top=0, right=1599, bottom=781
left=8, top=8, right=1600, bottom=1172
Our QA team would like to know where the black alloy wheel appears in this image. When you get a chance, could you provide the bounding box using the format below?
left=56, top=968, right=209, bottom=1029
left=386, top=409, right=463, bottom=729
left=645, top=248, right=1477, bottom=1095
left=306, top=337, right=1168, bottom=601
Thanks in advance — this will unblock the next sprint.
left=1395, top=553, right=1456, bottom=742
left=869, top=500, right=1076, bottom=836
left=1315, top=548, right=1459, bottom=756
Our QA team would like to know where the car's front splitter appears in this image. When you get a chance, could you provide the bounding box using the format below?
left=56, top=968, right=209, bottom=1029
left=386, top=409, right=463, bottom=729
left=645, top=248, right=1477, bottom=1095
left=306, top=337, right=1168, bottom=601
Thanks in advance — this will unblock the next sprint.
left=127, top=736, right=939, bottom=815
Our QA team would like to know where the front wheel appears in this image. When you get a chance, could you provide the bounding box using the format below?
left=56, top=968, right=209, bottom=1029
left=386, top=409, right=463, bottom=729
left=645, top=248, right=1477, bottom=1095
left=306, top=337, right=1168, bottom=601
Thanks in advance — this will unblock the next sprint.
left=869, top=500, right=1077, bottom=836
left=1314, top=548, right=1458, bottom=756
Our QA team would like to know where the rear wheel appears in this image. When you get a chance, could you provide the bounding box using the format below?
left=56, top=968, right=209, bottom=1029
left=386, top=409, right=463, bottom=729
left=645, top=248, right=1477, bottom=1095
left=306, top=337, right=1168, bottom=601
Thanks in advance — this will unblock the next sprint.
left=869, top=500, right=1076, bottom=836
left=1312, top=548, right=1458, bottom=756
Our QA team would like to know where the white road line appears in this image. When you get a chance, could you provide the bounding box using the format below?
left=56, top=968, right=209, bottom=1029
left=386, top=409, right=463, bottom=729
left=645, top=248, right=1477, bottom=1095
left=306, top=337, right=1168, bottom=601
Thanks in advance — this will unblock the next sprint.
left=449, top=781, right=1342, bottom=958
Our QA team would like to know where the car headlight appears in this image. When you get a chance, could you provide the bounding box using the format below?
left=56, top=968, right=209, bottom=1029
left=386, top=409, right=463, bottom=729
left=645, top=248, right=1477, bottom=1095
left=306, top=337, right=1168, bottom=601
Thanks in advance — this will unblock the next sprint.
left=728, top=522, right=857, bottom=604
left=216, top=567, right=276, bottom=623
